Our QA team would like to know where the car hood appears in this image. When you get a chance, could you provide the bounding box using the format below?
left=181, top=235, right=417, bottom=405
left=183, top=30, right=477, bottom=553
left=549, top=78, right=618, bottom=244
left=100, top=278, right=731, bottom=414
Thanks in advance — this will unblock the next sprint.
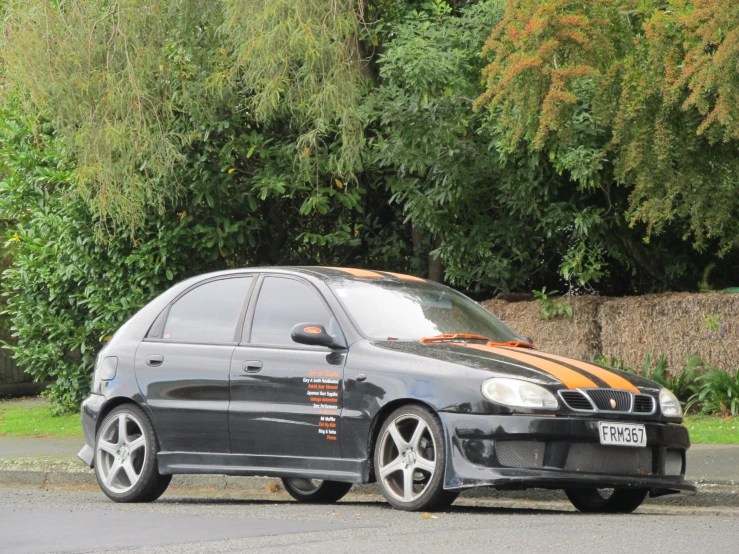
left=371, top=341, right=659, bottom=393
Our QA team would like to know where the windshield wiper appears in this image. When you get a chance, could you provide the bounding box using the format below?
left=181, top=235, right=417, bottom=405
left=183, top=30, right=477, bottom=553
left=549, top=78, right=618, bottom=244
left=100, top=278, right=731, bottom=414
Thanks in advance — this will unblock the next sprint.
left=420, top=334, right=535, bottom=348
left=420, top=334, right=492, bottom=344
left=486, top=340, right=535, bottom=349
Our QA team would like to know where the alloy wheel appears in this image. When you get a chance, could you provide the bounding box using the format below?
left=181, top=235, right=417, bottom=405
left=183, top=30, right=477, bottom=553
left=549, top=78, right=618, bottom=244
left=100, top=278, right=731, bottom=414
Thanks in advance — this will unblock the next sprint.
left=96, top=412, right=147, bottom=494
left=378, top=414, right=437, bottom=502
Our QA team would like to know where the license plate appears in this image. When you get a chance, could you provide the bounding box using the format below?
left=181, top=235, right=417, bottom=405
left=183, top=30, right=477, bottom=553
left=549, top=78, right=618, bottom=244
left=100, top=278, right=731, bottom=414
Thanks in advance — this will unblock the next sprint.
left=598, top=422, right=647, bottom=447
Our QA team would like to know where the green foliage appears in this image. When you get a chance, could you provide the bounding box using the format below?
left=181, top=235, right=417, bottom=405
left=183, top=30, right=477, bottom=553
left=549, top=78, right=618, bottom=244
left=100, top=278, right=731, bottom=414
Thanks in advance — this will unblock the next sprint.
left=647, top=354, right=703, bottom=406
left=0, top=113, right=221, bottom=412
left=690, top=367, right=739, bottom=417
left=0, top=95, right=412, bottom=413
left=477, top=0, right=739, bottom=291
left=698, top=263, right=716, bottom=293
left=686, top=313, right=739, bottom=415
left=532, top=287, right=572, bottom=320
left=368, top=0, right=585, bottom=291
left=224, top=0, right=369, bottom=181
left=2, top=0, right=224, bottom=232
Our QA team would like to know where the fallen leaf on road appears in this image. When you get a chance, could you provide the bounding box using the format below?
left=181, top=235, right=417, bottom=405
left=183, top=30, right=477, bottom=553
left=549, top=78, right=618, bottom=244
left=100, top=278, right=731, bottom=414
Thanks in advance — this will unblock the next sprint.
left=422, top=512, right=438, bottom=519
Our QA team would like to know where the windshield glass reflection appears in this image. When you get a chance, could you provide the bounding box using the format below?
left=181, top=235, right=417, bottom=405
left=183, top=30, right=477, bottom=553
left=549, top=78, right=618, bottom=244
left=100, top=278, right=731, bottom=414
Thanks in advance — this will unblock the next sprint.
left=328, top=279, right=520, bottom=342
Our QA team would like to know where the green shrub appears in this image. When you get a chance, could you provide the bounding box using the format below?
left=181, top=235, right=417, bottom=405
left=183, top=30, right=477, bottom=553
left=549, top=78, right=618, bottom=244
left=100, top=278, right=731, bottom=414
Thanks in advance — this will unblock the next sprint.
left=689, top=368, right=739, bottom=417
left=647, top=354, right=703, bottom=406
left=0, top=99, right=413, bottom=413
left=0, top=115, right=226, bottom=413
left=687, top=314, right=739, bottom=415
left=533, top=288, right=573, bottom=320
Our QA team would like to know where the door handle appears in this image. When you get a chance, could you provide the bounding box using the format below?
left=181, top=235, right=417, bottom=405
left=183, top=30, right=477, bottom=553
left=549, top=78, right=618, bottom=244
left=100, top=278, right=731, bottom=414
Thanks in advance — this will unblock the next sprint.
left=242, top=361, right=263, bottom=373
left=146, top=355, right=164, bottom=367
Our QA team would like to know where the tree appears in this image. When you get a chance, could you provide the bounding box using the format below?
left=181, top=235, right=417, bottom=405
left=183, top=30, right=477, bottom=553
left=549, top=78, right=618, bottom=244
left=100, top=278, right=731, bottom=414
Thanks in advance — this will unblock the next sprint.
left=476, top=0, right=739, bottom=290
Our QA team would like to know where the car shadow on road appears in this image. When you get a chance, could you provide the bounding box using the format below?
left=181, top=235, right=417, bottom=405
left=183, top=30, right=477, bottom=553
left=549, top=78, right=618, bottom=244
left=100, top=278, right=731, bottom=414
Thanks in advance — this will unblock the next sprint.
left=156, top=496, right=576, bottom=515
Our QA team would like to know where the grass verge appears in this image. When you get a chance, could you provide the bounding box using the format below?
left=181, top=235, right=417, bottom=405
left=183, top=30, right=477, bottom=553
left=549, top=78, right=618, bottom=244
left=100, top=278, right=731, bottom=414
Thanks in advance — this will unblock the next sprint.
left=0, top=400, right=83, bottom=437
left=684, top=415, right=739, bottom=444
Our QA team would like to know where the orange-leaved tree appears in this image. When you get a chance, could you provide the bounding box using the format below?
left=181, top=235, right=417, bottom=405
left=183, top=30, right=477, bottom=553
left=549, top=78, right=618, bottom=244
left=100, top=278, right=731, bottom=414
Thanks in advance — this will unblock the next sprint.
left=477, top=0, right=739, bottom=257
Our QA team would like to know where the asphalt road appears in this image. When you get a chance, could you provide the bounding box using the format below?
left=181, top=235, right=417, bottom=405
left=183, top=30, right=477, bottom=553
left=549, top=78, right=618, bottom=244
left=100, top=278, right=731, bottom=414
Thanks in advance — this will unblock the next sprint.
left=1, top=487, right=739, bottom=554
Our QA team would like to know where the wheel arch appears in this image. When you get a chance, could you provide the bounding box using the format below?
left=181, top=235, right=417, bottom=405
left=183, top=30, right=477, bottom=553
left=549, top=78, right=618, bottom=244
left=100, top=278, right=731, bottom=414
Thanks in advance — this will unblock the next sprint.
left=96, top=396, right=147, bottom=435
left=366, top=398, right=439, bottom=483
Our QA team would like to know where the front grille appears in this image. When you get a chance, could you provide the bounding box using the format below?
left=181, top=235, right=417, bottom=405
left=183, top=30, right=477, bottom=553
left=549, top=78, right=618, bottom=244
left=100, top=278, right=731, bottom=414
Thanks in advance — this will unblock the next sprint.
left=565, top=443, right=653, bottom=475
left=664, top=449, right=684, bottom=476
left=495, top=440, right=545, bottom=469
left=560, top=391, right=594, bottom=411
left=633, top=394, right=656, bottom=413
left=559, top=388, right=656, bottom=415
left=586, top=389, right=631, bottom=411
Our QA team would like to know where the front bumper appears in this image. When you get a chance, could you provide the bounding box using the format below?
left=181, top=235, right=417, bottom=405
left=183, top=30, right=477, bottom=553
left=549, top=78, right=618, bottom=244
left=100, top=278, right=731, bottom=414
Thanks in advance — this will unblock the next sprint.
left=77, top=393, right=106, bottom=468
left=439, top=413, right=696, bottom=495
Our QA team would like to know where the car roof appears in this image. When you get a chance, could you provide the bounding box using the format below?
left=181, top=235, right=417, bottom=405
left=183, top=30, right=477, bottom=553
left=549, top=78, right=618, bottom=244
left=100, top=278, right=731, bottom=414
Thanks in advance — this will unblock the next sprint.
left=187, top=266, right=428, bottom=284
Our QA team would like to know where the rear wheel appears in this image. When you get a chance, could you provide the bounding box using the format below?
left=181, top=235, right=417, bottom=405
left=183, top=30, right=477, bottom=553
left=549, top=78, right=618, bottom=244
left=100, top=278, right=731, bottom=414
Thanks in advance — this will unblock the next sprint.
left=94, top=404, right=172, bottom=503
left=281, top=478, right=352, bottom=503
left=565, top=488, right=648, bottom=513
left=374, top=405, right=458, bottom=512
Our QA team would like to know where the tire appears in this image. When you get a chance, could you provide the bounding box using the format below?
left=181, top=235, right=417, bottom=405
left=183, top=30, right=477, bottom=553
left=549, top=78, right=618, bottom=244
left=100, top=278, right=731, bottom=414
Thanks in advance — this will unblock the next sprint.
left=281, top=478, right=352, bottom=503
left=565, top=488, right=648, bottom=514
left=94, top=403, right=172, bottom=503
left=374, top=404, right=458, bottom=512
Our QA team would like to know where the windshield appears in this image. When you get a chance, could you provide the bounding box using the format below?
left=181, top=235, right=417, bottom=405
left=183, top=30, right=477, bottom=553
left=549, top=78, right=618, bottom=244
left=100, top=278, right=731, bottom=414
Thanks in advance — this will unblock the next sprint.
left=328, top=279, right=520, bottom=342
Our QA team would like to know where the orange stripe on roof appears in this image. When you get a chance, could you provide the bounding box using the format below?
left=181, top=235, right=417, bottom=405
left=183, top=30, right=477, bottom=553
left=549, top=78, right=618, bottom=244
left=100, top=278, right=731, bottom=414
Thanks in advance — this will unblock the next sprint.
left=512, top=349, right=640, bottom=392
left=326, top=267, right=385, bottom=278
left=383, top=272, right=426, bottom=282
left=465, top=344, right=597, bottom=389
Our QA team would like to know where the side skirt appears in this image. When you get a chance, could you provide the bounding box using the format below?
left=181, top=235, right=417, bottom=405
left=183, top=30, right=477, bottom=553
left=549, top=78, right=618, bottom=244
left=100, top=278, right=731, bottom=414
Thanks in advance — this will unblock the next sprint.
left=157, top=452, right=369, bottom=484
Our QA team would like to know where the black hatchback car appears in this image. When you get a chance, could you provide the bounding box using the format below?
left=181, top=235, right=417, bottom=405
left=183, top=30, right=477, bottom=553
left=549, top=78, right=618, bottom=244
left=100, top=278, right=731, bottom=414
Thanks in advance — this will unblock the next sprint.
left=78, top=267, right=694, bottom=511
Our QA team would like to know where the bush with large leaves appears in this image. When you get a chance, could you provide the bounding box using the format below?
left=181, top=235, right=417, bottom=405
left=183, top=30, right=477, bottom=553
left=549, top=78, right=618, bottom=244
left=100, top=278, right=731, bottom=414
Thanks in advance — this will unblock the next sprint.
left=0, top=101, right=410, bottom=413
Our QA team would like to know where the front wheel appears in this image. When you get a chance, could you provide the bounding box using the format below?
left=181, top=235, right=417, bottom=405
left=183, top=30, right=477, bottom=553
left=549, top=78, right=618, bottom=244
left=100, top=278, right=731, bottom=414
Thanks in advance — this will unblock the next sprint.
left=565, top=488, right=648, bottom=513
left=94, top=404, right=172, bottom=503
left=281, top=478, right=352, bottom=503
left=374, top=405, right=459, bottom=511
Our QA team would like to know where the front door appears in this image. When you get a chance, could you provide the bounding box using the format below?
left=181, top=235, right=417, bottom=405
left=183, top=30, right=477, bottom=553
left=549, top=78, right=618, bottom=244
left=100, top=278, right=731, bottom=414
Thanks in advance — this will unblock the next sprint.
left=229, top=276, right=346, bottom=459
left=135, top=276, right=254, bottom=453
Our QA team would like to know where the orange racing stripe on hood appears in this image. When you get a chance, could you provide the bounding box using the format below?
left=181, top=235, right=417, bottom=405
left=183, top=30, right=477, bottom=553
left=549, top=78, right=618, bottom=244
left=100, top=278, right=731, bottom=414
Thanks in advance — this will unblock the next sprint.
left=506, top=348, right=640, bottom=392
left=464, top=344, right=597, bottom=389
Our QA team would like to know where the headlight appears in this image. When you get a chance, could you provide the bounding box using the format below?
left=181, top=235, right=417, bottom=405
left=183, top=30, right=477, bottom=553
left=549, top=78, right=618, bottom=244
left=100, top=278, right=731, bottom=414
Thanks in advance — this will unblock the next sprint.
left=659, top=388, right=683, bottom=418
left=481, top=378, right=559, bottom=409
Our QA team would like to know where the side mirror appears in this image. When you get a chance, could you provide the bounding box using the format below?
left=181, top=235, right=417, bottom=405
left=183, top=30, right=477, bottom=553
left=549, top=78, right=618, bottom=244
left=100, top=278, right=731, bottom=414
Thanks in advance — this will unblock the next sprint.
left=291, top=323, right=342, bottom=349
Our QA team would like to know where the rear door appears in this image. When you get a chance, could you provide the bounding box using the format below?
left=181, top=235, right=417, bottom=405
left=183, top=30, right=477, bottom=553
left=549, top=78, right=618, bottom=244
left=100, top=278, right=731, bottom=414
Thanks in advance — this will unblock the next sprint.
left=229, top=275, right=346, bottom=459
left=135, top=276, right=254, bottom=453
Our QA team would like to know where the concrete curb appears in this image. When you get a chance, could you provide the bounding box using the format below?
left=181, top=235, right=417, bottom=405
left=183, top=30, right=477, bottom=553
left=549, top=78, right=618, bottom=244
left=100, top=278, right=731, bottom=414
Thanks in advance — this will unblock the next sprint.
left=2, top=468, right=738, bottom=508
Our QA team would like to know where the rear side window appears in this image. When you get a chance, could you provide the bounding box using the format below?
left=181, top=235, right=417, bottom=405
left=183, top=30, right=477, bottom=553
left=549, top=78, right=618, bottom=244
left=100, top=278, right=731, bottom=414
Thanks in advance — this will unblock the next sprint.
left=163, top=277, right=252, bottom=344
left=250, top=277, right=333, bottom=346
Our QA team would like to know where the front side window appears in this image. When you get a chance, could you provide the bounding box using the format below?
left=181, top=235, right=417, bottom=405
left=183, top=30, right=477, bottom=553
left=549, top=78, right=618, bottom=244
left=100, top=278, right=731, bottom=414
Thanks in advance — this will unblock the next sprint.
left=328, top=279, right=520, bottom=342
left=163, top=277, right=252, bottom=344
left=250, top=277, right=334, bottom=346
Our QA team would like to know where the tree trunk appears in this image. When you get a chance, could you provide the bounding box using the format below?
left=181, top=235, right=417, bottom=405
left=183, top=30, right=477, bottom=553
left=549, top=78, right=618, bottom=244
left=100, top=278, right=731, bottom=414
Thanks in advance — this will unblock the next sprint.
left=411, top=223, right=426, bottom=276
left=428, top=237, right=444, bottom=283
